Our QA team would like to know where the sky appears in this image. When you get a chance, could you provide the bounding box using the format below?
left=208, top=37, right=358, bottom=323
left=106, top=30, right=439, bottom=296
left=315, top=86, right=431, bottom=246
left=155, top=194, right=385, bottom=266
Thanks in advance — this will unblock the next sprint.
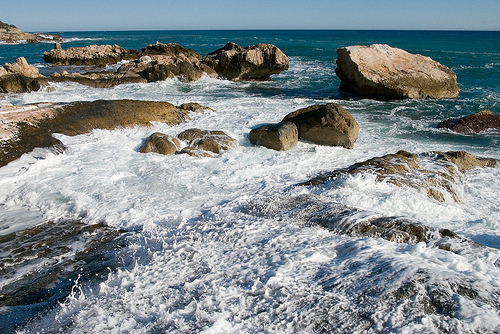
left=2, top=0, right=499, bottom=32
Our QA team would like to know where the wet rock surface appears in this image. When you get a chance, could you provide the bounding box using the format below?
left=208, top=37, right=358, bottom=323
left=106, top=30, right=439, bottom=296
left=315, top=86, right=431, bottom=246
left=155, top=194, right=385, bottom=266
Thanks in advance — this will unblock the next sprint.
left=0, top=100, right=207, bottom=167
left=336, top=44, right=460, bottom=99
left=249, top=121, right=298, bottom=151
left=0, top=219, right=128, bottom=333
left=437, top=109, right=500, bottom=133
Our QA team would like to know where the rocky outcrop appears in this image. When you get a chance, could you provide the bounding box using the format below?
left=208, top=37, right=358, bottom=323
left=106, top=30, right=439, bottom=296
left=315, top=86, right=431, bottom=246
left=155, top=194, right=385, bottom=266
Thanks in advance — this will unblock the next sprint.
left=0, top=21, right=61, bottom=43
left=437, top=109, right=500, bottom=133
left=0, top=57, right=47, bottom=93
left=43, top=43, right=141, bottom=66
left=336, top=44, right=460, bottom=99
left=139, top=132, right=181, bottom=155
left=282, top=103, right=359, bottom=149
left=299, top=150, right=497, bottom=202
left=203, top=42, right=289, bottom=80
left=0, top=100, right=207, bottom=167
left=49, top=70, right=147, bottom=88
left=249, top=122, right=298, bottom=151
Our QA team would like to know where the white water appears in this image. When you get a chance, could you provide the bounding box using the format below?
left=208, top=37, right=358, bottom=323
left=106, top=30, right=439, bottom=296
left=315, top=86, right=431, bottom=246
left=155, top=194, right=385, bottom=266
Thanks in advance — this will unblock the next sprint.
left=1, top=71, right=500, bottom=332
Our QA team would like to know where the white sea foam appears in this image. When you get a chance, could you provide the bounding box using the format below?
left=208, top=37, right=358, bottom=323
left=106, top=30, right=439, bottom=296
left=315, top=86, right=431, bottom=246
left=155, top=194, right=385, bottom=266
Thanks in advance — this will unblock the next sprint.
left=2, top=54, right=500, bottom=332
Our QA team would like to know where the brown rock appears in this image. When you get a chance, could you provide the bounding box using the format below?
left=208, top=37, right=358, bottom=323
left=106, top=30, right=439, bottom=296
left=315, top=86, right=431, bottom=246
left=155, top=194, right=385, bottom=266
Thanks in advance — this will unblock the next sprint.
left=0, top=57, right=46, bottom=93
left=43, top=44, right=140, bottom=66
left=336, top=44, right=460, bottom=99
left=203, top=42, right=289, bottom=81
left=177, top=128, right=238, bottom=155
left=139, top=132, right=181, bottom=155
left=249, top=122, right=298, bottom=151
left=437, top=109, right=500, bottom=133
left=282, top=103, right=359, bottom=148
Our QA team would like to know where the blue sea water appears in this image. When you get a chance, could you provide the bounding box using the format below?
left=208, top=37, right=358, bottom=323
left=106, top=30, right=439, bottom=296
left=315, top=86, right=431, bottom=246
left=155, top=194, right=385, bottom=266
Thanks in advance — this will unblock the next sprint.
left=1, top=30, right=500, bottom=333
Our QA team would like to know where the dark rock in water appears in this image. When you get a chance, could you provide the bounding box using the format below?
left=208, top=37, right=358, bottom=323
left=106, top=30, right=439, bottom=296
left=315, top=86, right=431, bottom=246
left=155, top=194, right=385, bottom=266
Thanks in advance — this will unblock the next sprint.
left=139, top=132, right=181, bottom=155
left=437, top=109, right=500, bottom=133
left=336, top=44, right=460, bottom=99
left=0, top=219, right=128, bottom=333
left=203, top=42, right=289, bottom=81
left=299, top=150, right=497, bottom=202
left=282, top=103, right=359, bottom=149
left=249, top=121, right=298, bottom=151
left=43, top=43, right=140, bottom=66
left=0, top=100, right=207, bottom=167
left=177, top=128, right=238, bottom=156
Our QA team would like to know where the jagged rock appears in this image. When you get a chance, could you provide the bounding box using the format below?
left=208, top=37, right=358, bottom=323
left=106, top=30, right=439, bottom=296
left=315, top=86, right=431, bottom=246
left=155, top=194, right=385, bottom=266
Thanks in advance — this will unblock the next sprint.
left=139, top=132, right=181, bottom=155
left=299, top=150, right=497, bottom=202
left=336, top=44, right=460, bottom=99
left=249, top=122, right=298, bottom=151
left=0, top=100, right=206, bottom=167
left=203, top=42, right=289, bottom=81
left=282, top=103, right=359, bottom=148
left=0, top=57, right=47, bottom=93
left=437, top=109, right=500, bottom=133
left=49, top=70, right=147, bottom=88
left=43, top=43, right=140, bottom=66
left=177, top=128, right=238, bottom=155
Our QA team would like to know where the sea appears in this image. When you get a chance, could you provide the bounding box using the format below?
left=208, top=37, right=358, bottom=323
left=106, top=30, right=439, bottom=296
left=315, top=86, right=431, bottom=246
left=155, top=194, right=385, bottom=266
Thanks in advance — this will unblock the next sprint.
left=0, top=30, right=499, bottom=333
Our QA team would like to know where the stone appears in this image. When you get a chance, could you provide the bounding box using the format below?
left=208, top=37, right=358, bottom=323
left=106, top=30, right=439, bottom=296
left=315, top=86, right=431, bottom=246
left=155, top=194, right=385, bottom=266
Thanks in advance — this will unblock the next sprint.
left=139, top=132, right=181, bottom=155
left=282, top=103, right=359, bottom=148
left=437, top=109, right=500, bottom=133
left=0, top=100, right=207, bottom=167
left=299, top=150, right=497, bottom=202
left=203, top=42, right=289, bottom=80
left=336, top=44, right=460, bottom=99
left=3, top=57, right=41, bottom=78
left=49, top=70, right=147, bottom=88
left=178, top=147, right=216, bottom=158
left=43, top=44, right=140, bottom=66
left=249, top=122, right=298, bottom=151
left=0, top=21, right=61, bottom=43
left=177, top=128, right=238, bottom=155
left=0, top=57, right=46, bottom=93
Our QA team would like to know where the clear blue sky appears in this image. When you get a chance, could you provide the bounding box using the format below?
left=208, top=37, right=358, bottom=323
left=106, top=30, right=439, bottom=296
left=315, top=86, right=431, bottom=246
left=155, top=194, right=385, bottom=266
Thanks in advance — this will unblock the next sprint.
left=2, top=0, right=499, bottom=31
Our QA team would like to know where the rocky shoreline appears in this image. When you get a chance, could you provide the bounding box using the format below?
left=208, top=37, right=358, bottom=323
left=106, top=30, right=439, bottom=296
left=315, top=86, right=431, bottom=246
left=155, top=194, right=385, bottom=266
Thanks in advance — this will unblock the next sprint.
left=0, top=21, right=61, bottom=44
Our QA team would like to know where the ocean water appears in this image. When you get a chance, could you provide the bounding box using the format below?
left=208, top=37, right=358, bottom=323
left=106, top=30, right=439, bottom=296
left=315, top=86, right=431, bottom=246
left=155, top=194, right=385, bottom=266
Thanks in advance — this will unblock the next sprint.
left=0, top=30, right=500, bottom=333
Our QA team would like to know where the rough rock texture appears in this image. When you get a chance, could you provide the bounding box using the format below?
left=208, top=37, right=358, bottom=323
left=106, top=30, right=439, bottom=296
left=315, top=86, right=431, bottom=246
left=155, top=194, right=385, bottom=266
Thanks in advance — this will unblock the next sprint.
left=139, top=132, right=181, bottom=155
left=249, top=122, right=298, bottom=151
left=437, top=109, right=500, bottom=133
left=0, top=100, right=206, bottom=167
left=43, top=43, right=140, bottom=66
left=203, top=42, right=289, bottom=80
left=49, top=70, right=147, bottom=88
left=336, top=44, right=460, bottom=99
left=177, top=128, right=238, bottom=156
left=0, top=21, right=61, bottom=43
left=0, top=57, right=47, bottom=93
left=300, top=150, right=497, bottom=202
left=282, top=103, right=359, bottom=148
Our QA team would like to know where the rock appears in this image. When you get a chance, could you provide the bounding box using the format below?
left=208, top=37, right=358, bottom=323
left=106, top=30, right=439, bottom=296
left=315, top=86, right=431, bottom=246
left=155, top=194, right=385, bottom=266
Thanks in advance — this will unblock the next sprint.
left=437, top=109, right=500, bottom=133
left=249, top=122, right=298, bottom=151
left=177, top=128, right=238, bottom=155
left=299, top=150, right=497, bottom=202
left=0, top=21, right=61, bottom=43
left=43, top=43, right=140, bottom=66
left=179, top=147, right=216, bottom=158
left=203, top=42, right=289, bottom=80
left=49, top=70, right=147, bottom=88
left=282, top=103, right=359, bottom=148
left=139, top=132, right=181, bottom=155
left=0, top=57, right=47, bottom=93
left=0, top=100, right=207, bottom=167
left=117, top=43, right=217, bottom=82
left=336, top=44, right=460, bottom=99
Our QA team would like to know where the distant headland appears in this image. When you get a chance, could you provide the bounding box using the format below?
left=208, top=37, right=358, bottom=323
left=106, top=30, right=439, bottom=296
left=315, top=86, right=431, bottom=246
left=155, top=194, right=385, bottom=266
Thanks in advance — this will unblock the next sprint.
left=0, top=20, right=61, bottom=43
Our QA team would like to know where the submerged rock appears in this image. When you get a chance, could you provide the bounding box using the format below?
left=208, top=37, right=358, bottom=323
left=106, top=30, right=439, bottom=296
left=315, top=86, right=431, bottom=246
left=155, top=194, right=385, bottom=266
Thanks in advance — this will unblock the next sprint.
left=249, top=121, right=298, bottom=151
left=299, top=150, right=497, bottom=202
left=282, top=103, right=359, bottom=148
left=203, top=42, right=289, bottom=81
left=178, top=128, right=238, bottom=155
left=0, top=100, right=207, bottom=167
left=336, top=44, right=460, bottom=99
left=437, top=109, right=500, bottom=133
